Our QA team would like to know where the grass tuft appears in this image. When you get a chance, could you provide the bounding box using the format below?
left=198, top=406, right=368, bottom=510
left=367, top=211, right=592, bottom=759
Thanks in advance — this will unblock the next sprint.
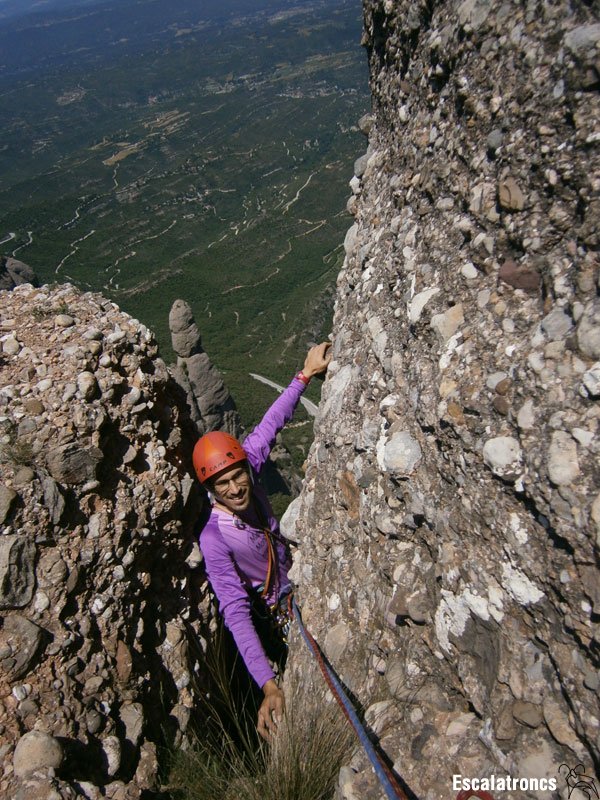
left=166, top=624, right=354, bottom=800
left=0, top=421, right=35, bottom=467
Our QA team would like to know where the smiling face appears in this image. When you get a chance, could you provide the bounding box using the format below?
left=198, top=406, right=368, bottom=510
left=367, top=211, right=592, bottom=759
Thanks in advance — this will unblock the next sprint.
left=210, top=462, right=252, bottom=513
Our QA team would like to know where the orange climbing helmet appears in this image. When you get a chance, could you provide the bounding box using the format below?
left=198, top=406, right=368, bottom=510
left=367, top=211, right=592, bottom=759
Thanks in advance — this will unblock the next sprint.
left=192, top=431, right=247, bottom=484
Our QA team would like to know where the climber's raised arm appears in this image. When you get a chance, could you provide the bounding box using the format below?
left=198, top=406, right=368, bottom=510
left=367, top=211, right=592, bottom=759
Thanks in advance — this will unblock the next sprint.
left=193, top=342, right=331, bottom=741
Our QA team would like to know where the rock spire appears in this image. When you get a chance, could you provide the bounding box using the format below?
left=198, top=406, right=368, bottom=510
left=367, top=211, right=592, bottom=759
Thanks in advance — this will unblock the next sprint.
left=169, top=298, right=242, bottom=438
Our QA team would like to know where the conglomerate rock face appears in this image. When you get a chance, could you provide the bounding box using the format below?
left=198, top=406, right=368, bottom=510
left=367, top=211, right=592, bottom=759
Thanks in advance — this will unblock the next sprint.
left=286, top=2, right=600, bottom=798
left=0, top=284, right=209, bottom=799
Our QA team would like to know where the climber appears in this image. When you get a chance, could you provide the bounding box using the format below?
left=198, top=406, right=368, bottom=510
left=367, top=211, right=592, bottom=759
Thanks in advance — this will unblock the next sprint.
left=193, top=342, right=331, bottom=741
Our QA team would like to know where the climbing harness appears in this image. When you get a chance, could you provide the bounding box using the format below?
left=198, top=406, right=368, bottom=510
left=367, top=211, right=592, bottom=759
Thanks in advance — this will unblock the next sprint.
left=260, top=521, right=276, bottom=601
left=251, top=495, right=280, bottom=602
left=290, top=596, right=412, bottom=800
left=251, top=495, right=293, bottom=647
left=258, top=542, right=292, bottom=642
left=249, top=586, right=289, bottom=672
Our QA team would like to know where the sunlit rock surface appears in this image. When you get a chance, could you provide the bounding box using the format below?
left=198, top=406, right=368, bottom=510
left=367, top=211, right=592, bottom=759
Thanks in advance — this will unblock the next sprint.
left=287, top=2, right=600, bottom=798
left=0, top=283, right=209, bottom=799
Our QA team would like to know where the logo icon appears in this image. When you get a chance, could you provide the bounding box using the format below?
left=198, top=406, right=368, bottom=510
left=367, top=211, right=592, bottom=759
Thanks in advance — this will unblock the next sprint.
left=559, top=764, right=599, bottom=800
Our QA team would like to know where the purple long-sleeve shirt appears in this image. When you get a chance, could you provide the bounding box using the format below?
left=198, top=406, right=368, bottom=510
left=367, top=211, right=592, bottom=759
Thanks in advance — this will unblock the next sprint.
left=199, top=376, right=306, bottom=688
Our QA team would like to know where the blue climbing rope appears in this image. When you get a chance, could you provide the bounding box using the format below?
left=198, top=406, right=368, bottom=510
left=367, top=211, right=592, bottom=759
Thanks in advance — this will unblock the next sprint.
left=290, top=596, right=411, bottom=800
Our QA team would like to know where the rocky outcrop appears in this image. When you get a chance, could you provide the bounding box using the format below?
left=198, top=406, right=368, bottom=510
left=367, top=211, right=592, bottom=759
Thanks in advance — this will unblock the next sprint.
left=169, top=298, right=242, bottom=438
left=286, top=2, right=600, bottom=798
left=0, top=256, right=38, bottom=290
left=0, top=284, right=209, bottom=799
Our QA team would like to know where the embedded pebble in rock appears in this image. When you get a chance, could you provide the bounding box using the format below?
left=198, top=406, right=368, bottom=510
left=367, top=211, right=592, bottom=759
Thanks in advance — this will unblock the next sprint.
left=364, top=700, right=398, bottom=735
left=0, top=614, right=44, bottom=680
left=2, top=335, right=20, bottom=356
left=382, top=431, right=422, bottom=476
left=486, top=372, right=507, bottom=391
left=581, top=363, right=600, bottom=398
left=385, top=660, right=409, bottom=700
left=358, top=113, right=374, bottom=135
left=102, top=735, right=121, bottom=777
left=122, top=386, right=142, bottom=407
left=120, top=702, right=144, bottom=747
left=0, top=535, right=35, bottom=607
left=353, top=153, right=369, bottom=178
left=349, top=176, right=361, bottom=195
left=409, top=287, right=440, bottom=324
left=517, top=400, right=536, bottom=430
left=498, top=177, right=526, bottom=211
left=446, top=712, right=476, bottom=737
left=82, top=327, right=103, bottom=341
left=55, top=314, right=75, bottom=328
left=486, top=129, right=503, bottom=151
left=482, top=437, right=523, bottom=480
left=13, top=730, right=63, bottom=777
left=280, top=495, right=302, bottom=540
left=572, top=428, right=594, bottom=448
left=25, top=398, right=44, bottom=415
left=77, top=371, right=99, bottom=401
left=45, top=442, right=102, bottom=485
left=461, top=262, right=478, bottom=280
left=591, top=495, right=600, bottom=543
left=344, top=224, right=359, bottom=255
left=0, top=484, right=17, bottom=524
left=576, top=300, right=600, bottom=360
left=564, top=23, right=600, bottom=54
left=286, top=3, right=600, bottom=797
left=541, top=307, right=573, bottom=342
left=430, top=304, right=464, bottom=342
left=512, top=701, right=544, bottom=729
left=0, top=283, right=210, bottom=800
left=547, top=431, right=580, bottom=486
left=498, top=259, right=541, bottom=292
left=543, top=699, right=581, bottom=750
left=324, top=622, right=349, bottom=663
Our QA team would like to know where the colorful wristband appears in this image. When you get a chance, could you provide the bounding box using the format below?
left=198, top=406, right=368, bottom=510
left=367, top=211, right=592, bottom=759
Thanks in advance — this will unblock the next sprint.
left=295, top=371, right=311, bottom=385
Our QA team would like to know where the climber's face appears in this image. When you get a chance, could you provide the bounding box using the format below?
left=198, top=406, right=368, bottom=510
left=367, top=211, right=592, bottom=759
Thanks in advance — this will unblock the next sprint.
left=211, top=463, right=252, bottom=513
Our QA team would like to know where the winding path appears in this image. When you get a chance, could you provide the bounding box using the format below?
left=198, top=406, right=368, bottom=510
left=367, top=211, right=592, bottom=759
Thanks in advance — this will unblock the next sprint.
left=281, top=172, right=315, bottom=214
left=12, top=231, right=33, bottom=257
left=103, top=219, right=178, bottom=290
left=55, top=229, right=96, bottom=273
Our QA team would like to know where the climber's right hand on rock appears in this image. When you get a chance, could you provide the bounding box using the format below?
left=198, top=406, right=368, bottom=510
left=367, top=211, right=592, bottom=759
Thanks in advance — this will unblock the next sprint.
left=302, top=341, right=332, bottom=379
